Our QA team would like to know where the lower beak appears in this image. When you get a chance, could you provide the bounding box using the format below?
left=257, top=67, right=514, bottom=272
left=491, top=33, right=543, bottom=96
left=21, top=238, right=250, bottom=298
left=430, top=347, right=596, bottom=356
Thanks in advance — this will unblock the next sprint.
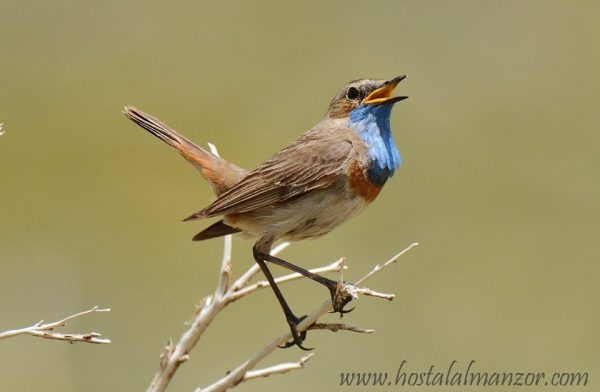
left=363, top=75, right=408, bottom=105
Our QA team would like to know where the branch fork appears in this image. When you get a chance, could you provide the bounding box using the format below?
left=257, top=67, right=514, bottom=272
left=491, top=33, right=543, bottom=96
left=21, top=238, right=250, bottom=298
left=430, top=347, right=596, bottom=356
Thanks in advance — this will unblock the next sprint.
left=147, top=237, right=418, bottom=392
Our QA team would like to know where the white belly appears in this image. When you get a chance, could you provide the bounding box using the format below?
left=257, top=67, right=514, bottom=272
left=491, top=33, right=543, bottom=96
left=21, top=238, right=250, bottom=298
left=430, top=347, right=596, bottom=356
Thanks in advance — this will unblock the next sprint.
left=224, top=182, right=367, bottom=242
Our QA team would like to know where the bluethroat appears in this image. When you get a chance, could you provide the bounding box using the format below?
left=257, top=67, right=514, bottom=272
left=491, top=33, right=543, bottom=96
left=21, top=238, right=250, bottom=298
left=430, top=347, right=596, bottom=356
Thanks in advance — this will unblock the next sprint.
left=124, top=76, right=408, bottom=349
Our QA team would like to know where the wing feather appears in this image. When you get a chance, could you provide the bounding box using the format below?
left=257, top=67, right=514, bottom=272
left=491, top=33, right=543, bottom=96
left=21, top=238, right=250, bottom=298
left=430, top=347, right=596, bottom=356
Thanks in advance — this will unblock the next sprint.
left=185, top=129, right=355, bottom=220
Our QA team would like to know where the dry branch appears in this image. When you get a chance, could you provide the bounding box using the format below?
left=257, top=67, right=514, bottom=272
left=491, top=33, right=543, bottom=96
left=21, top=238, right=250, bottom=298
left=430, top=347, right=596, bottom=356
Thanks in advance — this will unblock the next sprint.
left=242, top=353, right=314, bottom=382
left=197, top=242, right=418, bottom=392
left=146, top=239, right=317, bottom=392
left=0, top=306, right=111, bottom=344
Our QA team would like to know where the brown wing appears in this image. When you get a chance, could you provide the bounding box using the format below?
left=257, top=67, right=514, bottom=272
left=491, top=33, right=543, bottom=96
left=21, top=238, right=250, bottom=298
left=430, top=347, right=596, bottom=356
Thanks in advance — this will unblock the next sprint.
left=184, top=129, right=355, bottom=220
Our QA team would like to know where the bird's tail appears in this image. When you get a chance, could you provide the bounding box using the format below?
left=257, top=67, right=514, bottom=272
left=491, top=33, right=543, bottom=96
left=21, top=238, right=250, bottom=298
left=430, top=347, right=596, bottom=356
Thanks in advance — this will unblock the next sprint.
left=192, top=220, right=241, bottom=241
left=123, top=106, right=247, bottom=196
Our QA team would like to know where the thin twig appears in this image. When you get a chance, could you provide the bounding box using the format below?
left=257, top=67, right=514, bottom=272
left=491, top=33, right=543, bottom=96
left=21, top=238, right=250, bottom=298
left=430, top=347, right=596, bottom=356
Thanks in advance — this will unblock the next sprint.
left=309, top=323, right=374, bottom=334
left=228, top=258, right=345, bottom=301
left=242, top=353, right=315, bottom=382
left=0, top=306, right=111, bottom=344
left=215, top=235, right=232, bottom=297
left=354, top=242, right=419, bottom=286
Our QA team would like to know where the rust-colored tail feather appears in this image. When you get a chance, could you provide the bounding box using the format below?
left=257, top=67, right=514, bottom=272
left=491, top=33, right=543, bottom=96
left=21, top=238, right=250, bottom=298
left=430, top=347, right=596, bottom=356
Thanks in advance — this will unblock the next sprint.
left=123, top=106, right=247, bottom=196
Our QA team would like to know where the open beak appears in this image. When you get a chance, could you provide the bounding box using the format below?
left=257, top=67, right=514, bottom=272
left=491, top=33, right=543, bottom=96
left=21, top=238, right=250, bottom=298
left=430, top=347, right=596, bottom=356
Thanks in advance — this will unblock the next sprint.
left=363, top=75, right=408, bottom=105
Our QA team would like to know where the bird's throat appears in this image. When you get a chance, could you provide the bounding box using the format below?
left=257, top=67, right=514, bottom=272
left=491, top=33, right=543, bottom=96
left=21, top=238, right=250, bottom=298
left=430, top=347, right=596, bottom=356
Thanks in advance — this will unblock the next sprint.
left=348, top=105, right=402, bottom=186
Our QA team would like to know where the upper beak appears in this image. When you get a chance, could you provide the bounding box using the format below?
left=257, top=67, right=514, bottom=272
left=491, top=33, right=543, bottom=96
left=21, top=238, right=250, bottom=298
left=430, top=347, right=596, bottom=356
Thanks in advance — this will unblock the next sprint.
left=363, top=75, right=408, bottom=105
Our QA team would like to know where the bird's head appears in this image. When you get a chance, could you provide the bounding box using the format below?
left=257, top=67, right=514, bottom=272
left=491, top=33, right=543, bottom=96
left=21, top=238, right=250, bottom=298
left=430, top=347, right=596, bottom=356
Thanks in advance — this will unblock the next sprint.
left=326, top=76, right=408, bottom=119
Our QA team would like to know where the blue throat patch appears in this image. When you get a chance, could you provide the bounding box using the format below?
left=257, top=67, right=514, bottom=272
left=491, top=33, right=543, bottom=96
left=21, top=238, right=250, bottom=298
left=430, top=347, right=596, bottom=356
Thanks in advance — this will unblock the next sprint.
left=348, top=104, right=402, bottom=186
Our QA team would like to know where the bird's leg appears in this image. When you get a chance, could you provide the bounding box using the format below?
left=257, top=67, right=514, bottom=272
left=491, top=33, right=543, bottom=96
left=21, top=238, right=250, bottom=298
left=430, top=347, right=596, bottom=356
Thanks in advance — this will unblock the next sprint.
left=256, top=251, right=355, bottom=315
left=252, top=246, right=312, bottom=350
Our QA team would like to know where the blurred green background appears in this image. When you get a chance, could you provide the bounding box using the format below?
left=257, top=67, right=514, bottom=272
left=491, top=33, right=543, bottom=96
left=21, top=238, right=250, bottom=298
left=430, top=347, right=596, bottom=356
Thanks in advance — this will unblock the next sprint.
left=1, top=1, right=598, bottom=391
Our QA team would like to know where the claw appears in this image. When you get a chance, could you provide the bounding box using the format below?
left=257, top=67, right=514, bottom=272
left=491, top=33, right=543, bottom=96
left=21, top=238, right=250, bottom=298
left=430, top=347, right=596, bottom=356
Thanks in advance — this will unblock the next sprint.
left=278, top=340, right=296, bottom=349
left=278, top=336, right=313, bottom=351
left=330, top=305, right=355, bottom=315
left=279, top=315, right=313, bottom=350
left=328, top=283, right=354, bottom=317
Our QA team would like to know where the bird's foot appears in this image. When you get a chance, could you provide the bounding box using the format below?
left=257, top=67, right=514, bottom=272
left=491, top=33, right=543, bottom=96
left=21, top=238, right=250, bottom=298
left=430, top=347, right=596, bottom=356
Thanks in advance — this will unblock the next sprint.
left=328, top=281, right=355, bottom=317
left=278, top=314, right=313, bottom=350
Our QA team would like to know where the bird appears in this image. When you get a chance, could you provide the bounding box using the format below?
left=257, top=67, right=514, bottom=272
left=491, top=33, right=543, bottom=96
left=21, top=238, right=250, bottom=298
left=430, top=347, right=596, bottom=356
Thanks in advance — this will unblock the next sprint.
left=123, top=75, right=408, bottom=349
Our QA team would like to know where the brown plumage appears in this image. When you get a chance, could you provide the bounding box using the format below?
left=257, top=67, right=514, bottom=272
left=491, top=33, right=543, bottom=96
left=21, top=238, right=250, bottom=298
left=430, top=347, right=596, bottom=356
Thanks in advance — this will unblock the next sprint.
left=184, top=127, right=355, bottom=220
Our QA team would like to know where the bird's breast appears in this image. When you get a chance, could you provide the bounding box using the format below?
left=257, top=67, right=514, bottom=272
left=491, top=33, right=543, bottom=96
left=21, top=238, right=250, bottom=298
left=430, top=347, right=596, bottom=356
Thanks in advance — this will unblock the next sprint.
left=347, top=159, right=384, bottom=203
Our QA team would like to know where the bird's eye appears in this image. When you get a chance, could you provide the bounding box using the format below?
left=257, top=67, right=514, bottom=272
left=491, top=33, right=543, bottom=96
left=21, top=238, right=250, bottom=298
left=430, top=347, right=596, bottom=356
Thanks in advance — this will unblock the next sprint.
left=346, top=87, right=360, bottom=101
